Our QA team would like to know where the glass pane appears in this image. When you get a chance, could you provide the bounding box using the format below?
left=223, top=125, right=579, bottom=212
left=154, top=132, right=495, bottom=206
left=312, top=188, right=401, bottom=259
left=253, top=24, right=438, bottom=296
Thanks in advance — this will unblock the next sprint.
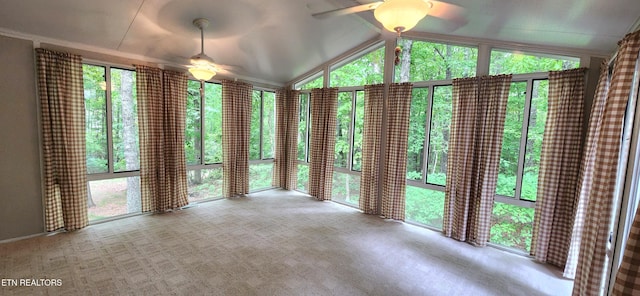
left=335, top=92, right=353, bottom=168
left=496, top=82, right=526, bottom=197
left=330, top=46, right=385, bottom=87
left=297, top=163, right=309, bottom=192
left=405, top=186, right=445, bottom=229
left=406, top=87, right=429, bottom=181
left=490, top=202, right=534, bottom=252
left=185, top=80, right=202, bottom=165
left=426, top=85, right=452, bottom=186
left=187, top=168, right=223, bottom=202
left=331, top=171, right=360, bottom=206
left=298, top=93, right=309, bottom=161
left=87, top=176, right=141, bottom=221
left=522, top=80, right=549, bottom=201
left=111, top=68, right=139, bottom=172
left=83, top=64, right=108, bottom=174
left=395, top=40, right=477, bottom=82
left=204, top=82, right=223, bottom=164
left=296, top=74, right=324, bottom=90
left=490, top=50, right=580, bottom=75
left=249, top=163, right=274, bottom=191
left=352, top=91, right=364, bottom=171
left=250, top=90, right=262, bottom=160
left=262, top=91, right=276, bottom=159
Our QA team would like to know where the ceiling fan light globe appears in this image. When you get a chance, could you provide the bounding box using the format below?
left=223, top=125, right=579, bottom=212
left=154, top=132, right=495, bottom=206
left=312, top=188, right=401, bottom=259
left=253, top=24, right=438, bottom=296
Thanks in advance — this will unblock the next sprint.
left=374, top=0, right=431, bottom=33
left=189, top=67, right=216, bottom=81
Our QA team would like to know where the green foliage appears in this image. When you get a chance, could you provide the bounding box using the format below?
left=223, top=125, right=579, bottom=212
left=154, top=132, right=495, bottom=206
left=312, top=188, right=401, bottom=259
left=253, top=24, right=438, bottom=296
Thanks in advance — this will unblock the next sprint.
left=405, top=186, right=445, bottom=228
left=83, top=64, right=108, bottom=174
left=297, top=164, right=309, bottom=191
left=490, top=50, right=579, bottom=75
left=426, top=86, right=452, bottom=186
left=395, top=40, right=477, bottom=82
left=298, top=75, right=324, bottom=90
left=298, top=94, right=309, bottom=161
left=249, top=163, right=274, bottom=191
left=330, top=46, right=385, bottom=87
left=490, top=203, right=535, bottom=252
left=203, top=82, right=223, bottom=164
left=185, top=80, right=202, bottom=165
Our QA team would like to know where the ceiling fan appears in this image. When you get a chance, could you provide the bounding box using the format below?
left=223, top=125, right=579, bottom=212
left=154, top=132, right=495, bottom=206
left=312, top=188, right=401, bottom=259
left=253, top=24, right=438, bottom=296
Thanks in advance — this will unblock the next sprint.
left=312, top=0, right=465, bottom=36
left=187, top=18, right=239, bottom=81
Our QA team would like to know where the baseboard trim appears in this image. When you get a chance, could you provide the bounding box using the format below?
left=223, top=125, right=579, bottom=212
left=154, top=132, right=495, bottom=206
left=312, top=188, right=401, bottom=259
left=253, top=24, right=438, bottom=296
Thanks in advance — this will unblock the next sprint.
left=0, top=232, right=46, bottom=244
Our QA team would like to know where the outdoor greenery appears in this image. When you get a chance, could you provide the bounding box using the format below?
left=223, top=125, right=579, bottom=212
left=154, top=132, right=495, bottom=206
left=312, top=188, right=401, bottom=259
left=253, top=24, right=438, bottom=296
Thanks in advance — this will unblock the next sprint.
left=84, top=39, right=580, bottom=253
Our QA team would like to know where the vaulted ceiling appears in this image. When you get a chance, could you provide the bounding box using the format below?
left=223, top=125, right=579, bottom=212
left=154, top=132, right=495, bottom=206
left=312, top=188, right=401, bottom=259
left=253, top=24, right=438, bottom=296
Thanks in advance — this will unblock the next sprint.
left=0, top=0, right=638, bottom=86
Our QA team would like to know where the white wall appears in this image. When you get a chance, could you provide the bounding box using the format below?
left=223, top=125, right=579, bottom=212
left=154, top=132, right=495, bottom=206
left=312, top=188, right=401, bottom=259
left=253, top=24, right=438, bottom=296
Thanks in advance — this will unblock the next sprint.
left=0, top=35, right=44, bottom=240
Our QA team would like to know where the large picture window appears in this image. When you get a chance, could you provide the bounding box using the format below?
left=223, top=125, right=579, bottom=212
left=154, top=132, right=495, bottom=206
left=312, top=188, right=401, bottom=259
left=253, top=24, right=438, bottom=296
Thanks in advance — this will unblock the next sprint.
left=83, top=64, right=141, bottom=221
left=489, top=48, right=579, bottom=252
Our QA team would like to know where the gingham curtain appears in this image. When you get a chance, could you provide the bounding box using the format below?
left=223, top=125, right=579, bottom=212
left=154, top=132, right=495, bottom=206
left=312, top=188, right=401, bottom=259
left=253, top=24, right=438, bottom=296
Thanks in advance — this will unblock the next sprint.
left=614, top=208, right=640, bottom=295
left=381, top=83, right=413, bottom=220
left=573, top=30, right=640, bottom=296
left=443, top=74, right=512, bottom=246
left=564, top=62, right=609, bottom=280
left=273, top=88, right=300, bottom=189
left=530, top=68, right=587, bottom=268
left=136, top=66, right=189, bottom=212
left=308, top=88, right=338, bottom=201
left=222, top=79, right=252, bottom=197
left=359, top=84, right=385, bottom=214
left=36, top=48, right=88, bottom=231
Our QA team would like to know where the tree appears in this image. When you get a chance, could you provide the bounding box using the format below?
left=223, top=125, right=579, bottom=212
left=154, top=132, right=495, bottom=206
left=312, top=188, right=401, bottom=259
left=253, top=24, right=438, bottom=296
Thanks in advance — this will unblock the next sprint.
left=118, top=70, right=141, bottom=213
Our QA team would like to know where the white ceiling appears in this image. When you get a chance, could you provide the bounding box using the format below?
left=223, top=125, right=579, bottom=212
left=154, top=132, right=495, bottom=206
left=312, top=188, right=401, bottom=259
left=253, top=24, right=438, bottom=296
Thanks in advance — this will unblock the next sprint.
left=0, top=0, right=638, bottom=86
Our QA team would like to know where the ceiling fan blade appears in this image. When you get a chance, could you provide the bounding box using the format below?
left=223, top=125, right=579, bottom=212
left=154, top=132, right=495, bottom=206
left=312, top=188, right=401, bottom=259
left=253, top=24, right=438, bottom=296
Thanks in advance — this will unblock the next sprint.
left=312, top=2, right=382, bottom=19
left=428, top=0, right=466, bottom=25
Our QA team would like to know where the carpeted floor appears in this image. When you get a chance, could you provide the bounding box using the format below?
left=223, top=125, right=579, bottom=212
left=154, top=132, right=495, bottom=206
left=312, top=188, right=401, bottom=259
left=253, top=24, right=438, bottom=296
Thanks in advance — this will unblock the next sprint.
left=0, top=189, right=573, bottom=295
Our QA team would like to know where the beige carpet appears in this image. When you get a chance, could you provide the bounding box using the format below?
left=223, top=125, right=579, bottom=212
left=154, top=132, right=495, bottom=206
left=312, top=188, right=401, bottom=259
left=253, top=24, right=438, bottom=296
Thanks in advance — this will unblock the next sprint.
left=0, top=189, right=573, bottom=295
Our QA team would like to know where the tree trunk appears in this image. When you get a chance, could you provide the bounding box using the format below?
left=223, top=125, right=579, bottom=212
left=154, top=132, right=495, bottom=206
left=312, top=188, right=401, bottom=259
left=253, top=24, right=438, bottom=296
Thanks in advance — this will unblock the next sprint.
left=399, top=39, right=413, bottom=83
left=87, top=182, right=95, bottom=208
left=121, top=71, right=141, bottom=213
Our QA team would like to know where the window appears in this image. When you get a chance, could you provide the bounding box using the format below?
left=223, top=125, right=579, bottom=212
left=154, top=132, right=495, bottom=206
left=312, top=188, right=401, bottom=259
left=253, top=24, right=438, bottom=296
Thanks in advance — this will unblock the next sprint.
left=395, top=39, right=477, bottom=82
left=332, top=90, right=364, bottom=206
left=83, top=64, right=141, bottom=221
left=297, top=93, right=311, bottom=192
left=426, top=85, right=452, bottom=186
left=487, top=48, right=580, bottom=253
left=404, top=85, right=451, bottom=229
left=295, top=72, right=324, bottom=90
left=250, top=89, right=277, bottom=191
left=185, top=80, right=223, bottom=203
left=330, top=45, right=385, bottom=87
left=490, top=49, right=579, bottom=75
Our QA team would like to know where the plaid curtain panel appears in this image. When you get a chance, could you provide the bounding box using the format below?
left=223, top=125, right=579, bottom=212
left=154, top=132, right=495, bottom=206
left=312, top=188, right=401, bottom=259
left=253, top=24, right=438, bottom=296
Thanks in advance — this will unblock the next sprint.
left=273, top=88, right=301, bottom=190
left=574, top=30, right=640, bottom=296
left=443, top=74, right=511, bottom=246
left=222, top=80, right=253, bottom=197
left=381, top=83, right=413, bottom=220
left=308, top=88, right=338, bottom=201
left=359, top=84, right=385, bottom=214
left=564, top=62, right=610, bottom=279
left=161, top=70, right=189, bottom=210
left=136, top=66, right=189, bottom=212
left=531, top=68, right=587, bottom=268
left=36, top=48, right=88, bottom=231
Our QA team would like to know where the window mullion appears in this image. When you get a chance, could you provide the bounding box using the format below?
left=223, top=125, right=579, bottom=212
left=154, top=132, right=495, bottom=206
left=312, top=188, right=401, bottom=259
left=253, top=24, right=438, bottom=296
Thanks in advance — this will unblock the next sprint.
left=514, top=78, right=534, bottom=200
left=106, top=66, right=114, bottom=174
left=422, top=86, right=434, bottom=184
left=259, top=91, right=264, bottom=160
left=199, top=81, right=205, bottom=165
left=306, top=94, right=311, bottom=163
left=348, top=91, right=356, bottom=171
